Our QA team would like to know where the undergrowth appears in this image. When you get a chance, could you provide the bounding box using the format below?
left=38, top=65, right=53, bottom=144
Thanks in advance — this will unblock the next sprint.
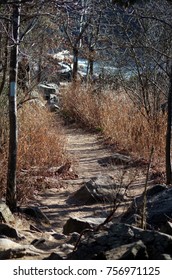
left=61, top=82, right=166, bottom=166
left=0, top=99, right=68, bottom=203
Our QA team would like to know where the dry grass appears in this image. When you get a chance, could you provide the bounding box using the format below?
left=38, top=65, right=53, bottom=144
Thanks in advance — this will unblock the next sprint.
left=61, top=82, right=101, bottom=129
left=18, top=102, right=67, bottom=169
left=61, top=83, right=166, bottom=165
left=0, top=99, right=68, bottom=203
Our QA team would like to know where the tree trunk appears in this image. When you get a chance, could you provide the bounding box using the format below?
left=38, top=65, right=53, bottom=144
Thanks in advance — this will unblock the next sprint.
left=37, top=33, right=44, bottom=83
left=0, top=21, right=9, bottom=95
left=166, top=63, right=172, bottom=185
left=6, top=3, right=21, bottom=212
left=88, top=47, right=94, bottom=78
left=72, top=47, right=78, bottom=81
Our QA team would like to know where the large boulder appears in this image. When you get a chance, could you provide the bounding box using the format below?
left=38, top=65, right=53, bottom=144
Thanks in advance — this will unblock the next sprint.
left=121, top=185, right=172, bottom=228
left=68, top=175, right=126, bottom=204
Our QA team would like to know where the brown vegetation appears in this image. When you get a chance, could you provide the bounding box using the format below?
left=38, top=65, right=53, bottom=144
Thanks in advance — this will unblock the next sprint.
left=61, top=83, right=166, bottom=166
left=0, top=100, right=68, bottom=203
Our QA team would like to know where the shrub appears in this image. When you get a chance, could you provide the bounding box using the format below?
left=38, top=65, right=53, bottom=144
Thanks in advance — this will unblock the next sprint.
left=61, top=83, right=166, bottom=164
left=0, top=98, right=68, bottom=203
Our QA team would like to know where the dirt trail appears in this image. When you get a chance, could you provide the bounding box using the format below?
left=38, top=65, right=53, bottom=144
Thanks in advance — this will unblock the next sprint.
left=38, top=124, right=147, bottom=234
left=65, top=126, right=116, bottom=179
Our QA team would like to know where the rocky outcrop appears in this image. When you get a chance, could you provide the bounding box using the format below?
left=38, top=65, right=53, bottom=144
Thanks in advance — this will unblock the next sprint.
left=67, top=223, right=172, bottom=260
left=121, top=184, right=172, bottom=228
left=1, top=183, right=172, bottom=260
left=68, top=175, right=126, bottom=204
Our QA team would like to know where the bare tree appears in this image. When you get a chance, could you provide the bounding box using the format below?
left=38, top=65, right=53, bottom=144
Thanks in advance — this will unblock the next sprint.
left=6, top=2, right=21, bottom=211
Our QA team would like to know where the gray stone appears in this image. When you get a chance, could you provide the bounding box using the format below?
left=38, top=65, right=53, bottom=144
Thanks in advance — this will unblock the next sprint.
left=0, top=201, right=15, bottom=223
left=38, top=83, right=59, bottom=100
left=98, top=153, right=132, bottom=167
left=59, top=243, right=74, bottom=255
left=0, top=238, right=43, bottom=257
left=68, top=223, right=172, bottom=260
left=67, top=232, right=80, bottom=244
left=52, top=233, right=67, bottom=241
left=31, top=238, right=60, bottom=251
left=119, top=240, right=148, bottom=260
left=0, top=224, right=20, bottom=239
left=63, top=217, right=107, bottom=234
left=0, top=238, right=25, bottom=251
left=160, top=221, right=172, bottom=236
left=31, top=238, right=46, bottom=247
left=94, top=240, right=148, bottom=260
left=146, top=184, right=167, bottom=197
left=121, top=186, right=172, bottom=227
left=69, top=175, right=126, bottom=204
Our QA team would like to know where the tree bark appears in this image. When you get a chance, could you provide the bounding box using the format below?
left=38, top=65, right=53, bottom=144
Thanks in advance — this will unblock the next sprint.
left=88, top=47, right=94, bottom=78
left=166, top=63, right=172, bottom=185
left=6, top=3, right=21, bottom=212
left=72, top=47, right=78, bottom=81
left=0, top=21, right=9, bottom=95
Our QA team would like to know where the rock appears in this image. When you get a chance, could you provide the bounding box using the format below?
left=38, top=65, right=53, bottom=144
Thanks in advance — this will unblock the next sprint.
left=119, top=240, right=148, bottom=260
left=59, top=243, right=74, bottom=255
left=44, top=252, right=64, bottom=260
left=20, top=207, right=50, bottom=225
left=68, top=223, right=172, bottom=260
left=31, top=238, right=59, bottom=251
left=0, top=248, right=40, bottom=259
left=38, top=83, right=59, bottom=100
left=52, top=233, right=67, bottom=241
left=69, top=175, right=126, bottom=204
left=160, top=221, right=172, bottom=236
left=0, top=238, right=26, bottom=251
left=31, top=238, right=46, bottom=247
left=98, top=153, right=132, bottom=167
left=63, top=217, right=107, bottom=235
left=0, top=224, right=20, bottom=239
left=121, top=185, right=172, bottom=227
left=109, top=223, right=172, bottom=259
left=146, top=184, right=167, bottom=197
left=94, top=240, right=148, bottom=260
left=67, top=232, right=80, bottom=244
left=0, top=201, right=15, bottom=223
left=0, top=249, right=13, bottom=260
left=0, top=238, right=43, bottom=259
left=158, top=254, right=172, bottom=260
